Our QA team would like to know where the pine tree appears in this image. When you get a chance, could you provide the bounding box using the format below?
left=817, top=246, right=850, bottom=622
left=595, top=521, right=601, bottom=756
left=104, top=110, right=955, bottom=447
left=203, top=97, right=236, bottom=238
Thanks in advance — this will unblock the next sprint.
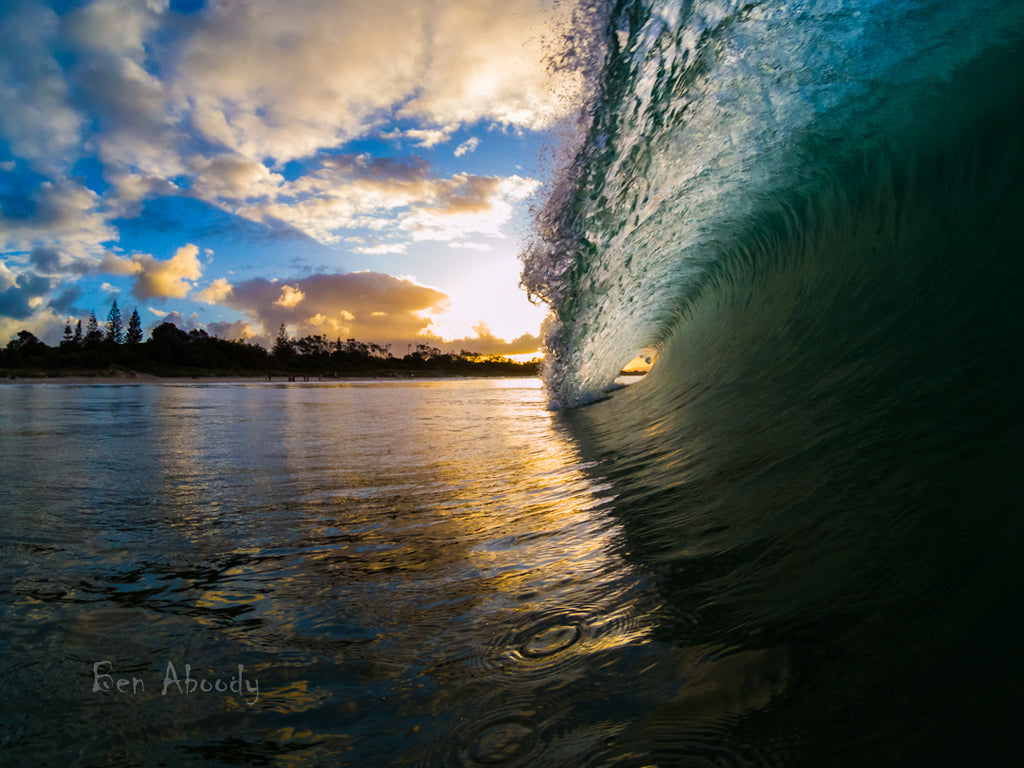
left=84, top=311, right=103, bottom=345
left=272, top=323, right=292, bottom=358
left=74, top=319, right=82, bottom=344
left=105, top=300, right=124, bottom=344
left=61, top=323, right=74, bottom=346
left=126, top=308, right=143, bottom=344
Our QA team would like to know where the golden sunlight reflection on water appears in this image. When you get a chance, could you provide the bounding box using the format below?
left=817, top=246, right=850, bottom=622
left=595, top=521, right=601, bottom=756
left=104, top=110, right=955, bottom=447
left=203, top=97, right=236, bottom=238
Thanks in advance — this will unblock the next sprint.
left=0, top=379, right=803, bottom=766
left=0, top=380, right=661, bottom=765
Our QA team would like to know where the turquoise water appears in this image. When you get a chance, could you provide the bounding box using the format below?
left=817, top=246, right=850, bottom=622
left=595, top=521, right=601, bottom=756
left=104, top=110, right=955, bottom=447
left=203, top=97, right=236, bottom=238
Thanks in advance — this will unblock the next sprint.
left=524, top=0, right=1024, bottom=409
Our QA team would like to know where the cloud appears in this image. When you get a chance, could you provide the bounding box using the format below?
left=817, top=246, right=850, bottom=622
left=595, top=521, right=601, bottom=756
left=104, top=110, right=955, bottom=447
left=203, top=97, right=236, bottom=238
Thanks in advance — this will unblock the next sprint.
left=0, top=0, right=588, bottom=260
left=130, top=243, right=203, bottom=300
left=105, top=172, right=181, bottom=217
left=386, top=126, right=458, bottom=149
left=0, top=257, right=80, bottom=336
left=0, top=178, right=115, bottom=258
left=0, top=1, right=84, bottom=175
left=195, top=277, right=233, bottom=304
left=207, top=271, right=448, bottom=343
left=0, top=262, right=18, bottom=292
left=234, top=154, right=541, bottom=245
left=449, top=241, right=493, bottom=251
left=454, top=137, right=481, bottom=157
left=352, top=243, right=408, bottom=255
left=191, top=156, right=285, bottom=202
left=0, top=271, right=54, bottom=321
left=175, top=0, right=583, bottom=163
left=62, top=0, right=184, bottom=178
left=96, top=251, right=145, bottom=276
left=206, top=319, right=257, bottom=342
left=28, top=247, right=65, bottom=274
left=402, top=174, right=541, bottom=242
left=49, top=286, right=83, bottom=315
left=434, top=322, right=542, bottom=356
left=149, top=310, right=200, bottom=332
left=192, top=269, right=543, bottom=354
left=272, top=284, right=305, bottom=308
left=0, top=0, right=592, bottom=344
left=0, top=305, right=66, bottom=346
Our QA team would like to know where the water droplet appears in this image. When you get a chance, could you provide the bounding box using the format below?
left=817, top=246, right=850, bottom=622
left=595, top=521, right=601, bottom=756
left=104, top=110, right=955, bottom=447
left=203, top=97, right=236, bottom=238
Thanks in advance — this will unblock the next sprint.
left=468, top=718, right=537, bottom=765
left=521, top=624, right=581, bottom=658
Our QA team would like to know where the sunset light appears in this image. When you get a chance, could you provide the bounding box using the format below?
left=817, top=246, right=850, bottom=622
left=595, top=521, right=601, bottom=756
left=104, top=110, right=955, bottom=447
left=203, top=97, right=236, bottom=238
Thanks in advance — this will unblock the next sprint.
left=0, top=0, right=585, bottom=356
left=4, top=1, right=1023, bottom=765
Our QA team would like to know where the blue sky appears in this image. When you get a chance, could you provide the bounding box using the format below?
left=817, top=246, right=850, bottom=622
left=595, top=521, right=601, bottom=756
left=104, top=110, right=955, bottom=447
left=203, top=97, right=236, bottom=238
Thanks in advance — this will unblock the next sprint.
left=0, top=0, right=590, bottom=355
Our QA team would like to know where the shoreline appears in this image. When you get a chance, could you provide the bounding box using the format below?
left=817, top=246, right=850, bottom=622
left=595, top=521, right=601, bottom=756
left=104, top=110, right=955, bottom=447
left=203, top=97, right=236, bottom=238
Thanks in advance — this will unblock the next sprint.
left=0, top=370, right=541, bottom=385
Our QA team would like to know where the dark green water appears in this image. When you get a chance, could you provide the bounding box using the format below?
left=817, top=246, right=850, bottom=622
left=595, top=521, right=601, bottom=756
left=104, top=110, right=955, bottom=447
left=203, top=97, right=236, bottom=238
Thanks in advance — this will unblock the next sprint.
left=519, top=0, right=1024, bottom=763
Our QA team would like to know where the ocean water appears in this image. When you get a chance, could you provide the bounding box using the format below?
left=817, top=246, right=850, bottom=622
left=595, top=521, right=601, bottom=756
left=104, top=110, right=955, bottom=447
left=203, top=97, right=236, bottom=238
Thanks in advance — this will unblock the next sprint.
left=4, top=0, right=1024, bottom=766
left=518, top=0, right=1024, bottom=763
left=1, top=379, right=662, bottom=767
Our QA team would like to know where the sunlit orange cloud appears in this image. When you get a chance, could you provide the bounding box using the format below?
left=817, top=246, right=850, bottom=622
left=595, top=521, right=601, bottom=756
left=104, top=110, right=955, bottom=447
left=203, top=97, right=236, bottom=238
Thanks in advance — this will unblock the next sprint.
left=196, top=271, right=543, bottom=355
left=206, top=271, right=447, bottom=343
left=130, top=244, right=203, bottom=300
left=436, top=322, right=542, bottom=357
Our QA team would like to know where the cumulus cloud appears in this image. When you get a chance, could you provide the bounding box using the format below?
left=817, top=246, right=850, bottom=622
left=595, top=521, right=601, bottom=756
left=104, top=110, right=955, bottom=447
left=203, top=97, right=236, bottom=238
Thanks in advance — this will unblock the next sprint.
left=0, top=258, right=87, bottom=339
left=175, top=0, right=583, bottom=162
left=149, top=310, right=200, bottom=332
left=191, top=156, right=285, bottom=202
left=97, top=251, right=144, bottom=276
left=105, top=172, right=181, bottom=217
left=195, top=277, right=233, bottom=304
left=1, top=0, right=589, bottom=226
left=49, top=286, right=83, bottom=314
left=0, top=262, right=17, bottom=293
left=454, top=137, right=481, bottom=157
left=437, top=322, right=542, bottom=356
left=449, top=241, right=493, bottom=251
left=0, top=0, right=592, bottom=342
left=0, top=305, right=66, bottom=346
left=62, top=0, right=184, bottom=178
left=130, top=243, right=203, bottom=300
left=0, top=270, right=54, bottom=321
left=273, top=284, right=305, bottom=308
left=206, top=319, right=257, bottom=342
left=233, top=154, right=541, bottom=245
left=0, top=178, right=115, bottom=258
left=191, top=269, right=543, bottom=354
left=206, top=271, right=448, bottom=343
left=27, top=247, right=65, bottom=274
left=386, top=126, right=459, bottom=149
left=402, top=174, right=541, bottom=242
left=0, top=1, right=84, bottom=174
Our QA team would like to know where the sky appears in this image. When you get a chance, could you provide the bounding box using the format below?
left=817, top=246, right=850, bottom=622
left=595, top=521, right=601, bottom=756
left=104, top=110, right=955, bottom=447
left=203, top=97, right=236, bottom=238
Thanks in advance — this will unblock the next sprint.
left=0, top=0, right=593, bottom=356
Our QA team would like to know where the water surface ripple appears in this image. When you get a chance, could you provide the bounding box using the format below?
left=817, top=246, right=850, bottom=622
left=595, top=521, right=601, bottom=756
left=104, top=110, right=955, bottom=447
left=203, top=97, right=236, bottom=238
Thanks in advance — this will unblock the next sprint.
left=0, top=380, right=672, bottom=767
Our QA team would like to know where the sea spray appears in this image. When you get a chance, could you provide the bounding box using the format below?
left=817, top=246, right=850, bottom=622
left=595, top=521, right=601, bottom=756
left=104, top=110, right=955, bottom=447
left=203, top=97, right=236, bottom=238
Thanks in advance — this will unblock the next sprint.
left=523, top=0, right=1024, bottom=408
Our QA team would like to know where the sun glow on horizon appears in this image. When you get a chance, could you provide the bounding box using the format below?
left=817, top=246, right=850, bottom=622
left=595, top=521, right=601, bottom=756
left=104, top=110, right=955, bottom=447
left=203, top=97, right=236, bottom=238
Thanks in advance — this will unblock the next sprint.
left=0, top=0, right=591, bottom=353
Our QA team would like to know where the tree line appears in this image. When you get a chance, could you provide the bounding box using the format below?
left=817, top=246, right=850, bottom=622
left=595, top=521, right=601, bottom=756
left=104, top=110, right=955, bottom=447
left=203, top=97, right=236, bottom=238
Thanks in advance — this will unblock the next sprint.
left=1, top=302, right=539, bottom=378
